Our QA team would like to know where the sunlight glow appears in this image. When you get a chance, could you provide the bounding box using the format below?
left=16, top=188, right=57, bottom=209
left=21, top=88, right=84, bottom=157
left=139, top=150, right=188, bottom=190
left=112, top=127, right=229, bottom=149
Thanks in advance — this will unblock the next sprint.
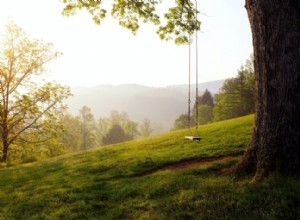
left=0, top=0, right=252, bottom=87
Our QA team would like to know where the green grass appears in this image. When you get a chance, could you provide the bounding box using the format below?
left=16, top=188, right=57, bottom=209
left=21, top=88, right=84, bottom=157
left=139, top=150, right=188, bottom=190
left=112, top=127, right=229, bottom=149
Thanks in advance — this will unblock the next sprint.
left=0, top=115, right=299, bottom=219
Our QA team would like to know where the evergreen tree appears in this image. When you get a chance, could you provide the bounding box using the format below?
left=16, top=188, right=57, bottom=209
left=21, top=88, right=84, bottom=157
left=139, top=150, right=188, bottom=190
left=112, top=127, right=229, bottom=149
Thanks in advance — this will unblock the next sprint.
left=198, top=89, right=214, bottom=107
left=102, top=124, right=127, bottom=145
left=192, top=89, right=214, bottom=125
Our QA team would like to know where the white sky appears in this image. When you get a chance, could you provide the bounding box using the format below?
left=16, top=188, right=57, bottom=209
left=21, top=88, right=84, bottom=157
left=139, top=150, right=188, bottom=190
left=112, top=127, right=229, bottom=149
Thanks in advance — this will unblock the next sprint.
left=0, top=0, right=252, bottom=87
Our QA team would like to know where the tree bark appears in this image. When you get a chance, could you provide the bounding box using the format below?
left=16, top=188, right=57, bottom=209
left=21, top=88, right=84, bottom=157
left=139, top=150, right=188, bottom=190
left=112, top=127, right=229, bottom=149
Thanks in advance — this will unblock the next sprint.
left=0, top=108, right=9, bottom=163
left=235, top=0, right=300, bottom=181
left=1, top=129, right=9, bottom=163
left=1, top=142, right=8, bottom=163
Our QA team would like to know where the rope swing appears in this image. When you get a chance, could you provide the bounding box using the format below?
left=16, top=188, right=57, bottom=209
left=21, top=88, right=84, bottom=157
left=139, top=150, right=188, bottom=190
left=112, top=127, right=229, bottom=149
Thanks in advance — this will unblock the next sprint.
left=185, top=0, right=202, bottom=141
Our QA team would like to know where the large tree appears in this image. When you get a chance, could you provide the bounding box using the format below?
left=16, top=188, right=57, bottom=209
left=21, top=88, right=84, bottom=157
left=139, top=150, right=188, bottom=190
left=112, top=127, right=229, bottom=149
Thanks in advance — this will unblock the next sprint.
left=0, top=21, right=71, bottom=163
left=235, top=0, right=300, bottom=181
left=62, top=0, right=300, bottom=181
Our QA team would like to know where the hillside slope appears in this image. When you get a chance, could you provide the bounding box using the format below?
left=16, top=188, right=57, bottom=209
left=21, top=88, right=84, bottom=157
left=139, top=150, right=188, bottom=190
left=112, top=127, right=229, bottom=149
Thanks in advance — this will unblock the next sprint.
left=0, top=115, right=299, bottom=219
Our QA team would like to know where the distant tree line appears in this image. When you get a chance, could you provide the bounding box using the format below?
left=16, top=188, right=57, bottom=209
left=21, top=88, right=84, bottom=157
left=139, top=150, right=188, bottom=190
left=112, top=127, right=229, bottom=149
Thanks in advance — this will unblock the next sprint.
left=60, top=108, right=154, bottom=150
left=173, top=56, right=255, bottom=130
left=3, top=106, right=154, bottom=166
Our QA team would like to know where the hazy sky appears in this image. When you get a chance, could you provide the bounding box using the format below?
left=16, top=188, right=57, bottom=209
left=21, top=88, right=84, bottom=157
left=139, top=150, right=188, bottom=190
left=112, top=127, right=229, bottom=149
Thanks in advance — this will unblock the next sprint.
left=0, top=0, right=252, bottom=87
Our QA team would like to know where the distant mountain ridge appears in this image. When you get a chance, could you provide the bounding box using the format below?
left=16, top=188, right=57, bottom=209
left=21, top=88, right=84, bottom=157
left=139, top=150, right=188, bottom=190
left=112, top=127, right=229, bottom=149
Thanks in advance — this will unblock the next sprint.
left=65, top=80, right=224, bottom=132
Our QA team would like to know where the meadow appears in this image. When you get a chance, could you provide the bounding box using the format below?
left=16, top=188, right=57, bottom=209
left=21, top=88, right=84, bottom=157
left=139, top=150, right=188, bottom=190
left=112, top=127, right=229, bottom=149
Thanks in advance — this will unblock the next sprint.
left=0, top=115, right=299, bottom=219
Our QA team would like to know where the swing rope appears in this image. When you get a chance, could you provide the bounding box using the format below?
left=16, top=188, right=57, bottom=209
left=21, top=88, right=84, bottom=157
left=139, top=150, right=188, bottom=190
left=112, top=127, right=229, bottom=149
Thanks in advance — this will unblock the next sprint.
left=195, top=0, right=199, bottom=134
left=186, top=0, right=201, bottom=141
left=188, top=34, right=192, bottom=135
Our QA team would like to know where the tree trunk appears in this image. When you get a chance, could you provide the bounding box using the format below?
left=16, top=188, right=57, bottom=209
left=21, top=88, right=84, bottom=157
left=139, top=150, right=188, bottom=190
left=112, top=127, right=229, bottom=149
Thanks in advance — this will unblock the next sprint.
left=235, top=0, right=300, bottom=181
left=1, top=144, right=8, bottom=163
left=1, top=133, right=9, bottom=163
left=0, top=117, right=9, bottom=163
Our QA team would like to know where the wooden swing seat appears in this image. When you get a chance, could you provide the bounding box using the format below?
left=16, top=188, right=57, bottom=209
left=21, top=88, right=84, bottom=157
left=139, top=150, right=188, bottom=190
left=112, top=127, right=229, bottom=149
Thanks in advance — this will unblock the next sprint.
left=185, top=136, right=202, bottom=141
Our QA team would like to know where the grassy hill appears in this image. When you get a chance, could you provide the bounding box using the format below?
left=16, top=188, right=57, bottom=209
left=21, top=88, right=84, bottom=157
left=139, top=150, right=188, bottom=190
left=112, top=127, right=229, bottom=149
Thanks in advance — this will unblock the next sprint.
left=0, top=115, right=299, bottom=219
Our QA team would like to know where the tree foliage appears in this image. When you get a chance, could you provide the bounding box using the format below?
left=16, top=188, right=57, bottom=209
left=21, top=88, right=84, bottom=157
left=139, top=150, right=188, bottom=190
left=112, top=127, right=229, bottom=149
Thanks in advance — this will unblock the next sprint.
left=196, top=89, right=214, bottom=107
left=58, top=109, right=147, bottom=149
left=173, top=113, right=190, bottom=130
left=100, top=110, right=141, bottom=145
left=196, top=105, right=213, bottom=125
left=124, top=120, right=139, bottom=140
left=173, top=57, right=254, bottom=128
left=60, top=113, right=82, bottom=152
left=139, top=118, right=154, bottom=137
left=102, top=124, right=127, bottom=145
left=62, top=0, right=200, bottom=44
left=0, top=21, right=71, bottom=163
left=193, top=89, right=214, bottom=125
left=213, top=57, right=255, bottom=121
left=96, top=117, right=110, bottom=145
left=78, top=106, right=97, bottom=150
